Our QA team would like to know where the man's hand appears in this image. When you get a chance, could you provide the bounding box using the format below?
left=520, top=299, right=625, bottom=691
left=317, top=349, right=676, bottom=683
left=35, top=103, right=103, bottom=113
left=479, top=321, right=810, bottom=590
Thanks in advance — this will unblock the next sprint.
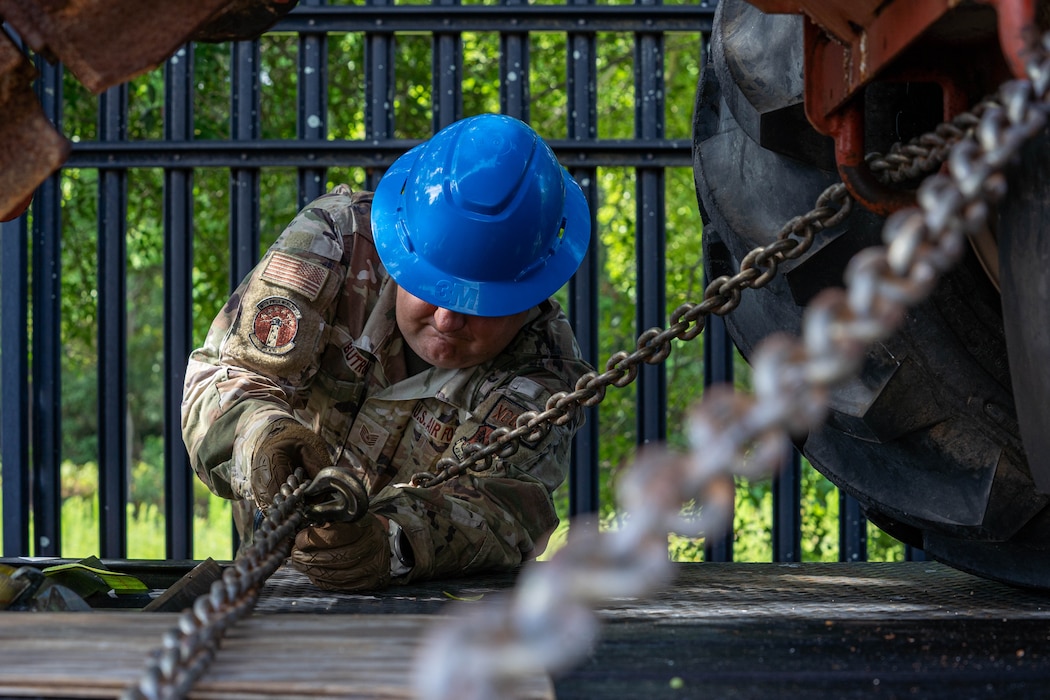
left=289, top=516, right=392, bottom=591
left=251, top=418, right=330, bottom=508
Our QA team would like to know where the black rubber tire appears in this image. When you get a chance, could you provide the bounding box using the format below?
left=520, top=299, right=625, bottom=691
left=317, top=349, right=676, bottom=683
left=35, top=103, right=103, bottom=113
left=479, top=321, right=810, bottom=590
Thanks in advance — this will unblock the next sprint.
left=692, top=0, right=1050, bottom=589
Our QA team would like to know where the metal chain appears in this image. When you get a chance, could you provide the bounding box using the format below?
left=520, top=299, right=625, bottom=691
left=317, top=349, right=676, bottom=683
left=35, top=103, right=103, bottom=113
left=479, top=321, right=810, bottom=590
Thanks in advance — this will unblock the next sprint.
left=122, top=471, right=315, bottom=700
left=413, top=29, right=1050, bottom=700
left=866, top=103, right=988, bottom=183
left=409, top=182, right=853, bottom=488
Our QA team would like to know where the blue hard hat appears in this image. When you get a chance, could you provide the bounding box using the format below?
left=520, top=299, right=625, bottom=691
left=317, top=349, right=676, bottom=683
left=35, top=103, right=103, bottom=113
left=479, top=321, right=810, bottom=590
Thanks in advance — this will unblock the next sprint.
left=371, top=113, right=591, bottom=317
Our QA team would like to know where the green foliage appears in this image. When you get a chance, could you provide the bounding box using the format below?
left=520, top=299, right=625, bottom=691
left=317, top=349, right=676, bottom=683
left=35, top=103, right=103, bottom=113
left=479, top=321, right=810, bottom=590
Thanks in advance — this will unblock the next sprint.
left=59, top=493, right=233, bottom=562
left=11, top=8, right=910, bottom=565
left=0, top=462, right=232, bottom=560
left=800, top=460, right=840, bottom=561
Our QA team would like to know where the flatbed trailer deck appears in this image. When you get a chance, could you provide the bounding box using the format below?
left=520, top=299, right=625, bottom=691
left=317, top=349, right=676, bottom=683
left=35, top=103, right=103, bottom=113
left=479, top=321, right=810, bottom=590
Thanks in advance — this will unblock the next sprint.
left=2, top=561, right=1049, bottom=698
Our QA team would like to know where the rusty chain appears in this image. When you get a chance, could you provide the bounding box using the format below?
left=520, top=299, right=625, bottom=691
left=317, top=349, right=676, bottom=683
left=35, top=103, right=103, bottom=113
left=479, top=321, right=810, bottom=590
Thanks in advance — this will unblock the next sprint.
left=411, top=37, right=1047, bottom=492
left=866, top=104, right=987, bottom=184
left=408, top=182, right=852, bottom=488
left=121, top=468, right=364, bottom=700
left=414, top=29, right=1050, bottom=700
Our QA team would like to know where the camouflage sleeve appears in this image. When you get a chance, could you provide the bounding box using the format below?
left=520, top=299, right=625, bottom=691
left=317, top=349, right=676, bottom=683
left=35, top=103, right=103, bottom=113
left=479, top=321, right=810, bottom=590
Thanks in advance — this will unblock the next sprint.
left=181, top=185, right=371, bottom=501
left=373, top=364, right=590, bottom=584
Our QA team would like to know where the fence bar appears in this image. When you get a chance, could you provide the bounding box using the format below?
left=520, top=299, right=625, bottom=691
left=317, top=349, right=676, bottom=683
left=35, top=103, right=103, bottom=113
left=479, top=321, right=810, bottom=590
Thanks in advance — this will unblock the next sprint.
left=298, top=0, right=328, bottom=208
left=702, top=313, right=734, bottom=562
left=839, top=492, right=868, bottom=562
left=1, top=214, right=30, bottom=556
left=30, top=58, right=64, bottom=557
left=364, top=0, right=396, bottom=190
left=277, top=4, right=715, bottom=33
left=228, top=39, right=262, bottom=555
left=498, top=0, right=530, bottom=120
left=773, top=448, right=802, bottom=562
left=64, top=138, right=695, bottom=169
left=568, top=175, right=601, bottom=521
left=635, top=1, right=667, bottom=448
left=432, top=0, right=462, bottom=130
left=567, top=0, right=601, bottom=519
left=2, top=27, right=31, bottom=558
left=906, top=544, right=928, bottom=561
left=229, top=39, right=262, bottom=290
left=163, top=45, right=196, bottom=560
left=97, top=83, right=129, bottom=558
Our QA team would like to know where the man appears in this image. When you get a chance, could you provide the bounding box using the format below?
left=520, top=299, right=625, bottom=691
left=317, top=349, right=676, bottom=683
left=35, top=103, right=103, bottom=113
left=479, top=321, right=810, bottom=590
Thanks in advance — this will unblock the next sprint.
left=181, top=114, right=593, bottom=591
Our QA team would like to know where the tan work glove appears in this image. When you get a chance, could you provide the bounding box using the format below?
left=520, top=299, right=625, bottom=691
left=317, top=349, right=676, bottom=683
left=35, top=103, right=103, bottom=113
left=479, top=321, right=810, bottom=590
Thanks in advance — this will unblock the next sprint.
left=251, top=418, right=330, bottom=509
left=289, top=517, right=392, bottom=592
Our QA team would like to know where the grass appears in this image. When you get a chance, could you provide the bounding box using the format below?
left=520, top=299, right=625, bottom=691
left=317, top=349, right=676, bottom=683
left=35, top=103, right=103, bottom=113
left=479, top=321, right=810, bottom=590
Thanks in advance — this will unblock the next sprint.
left=1, top=461, right=234, bottom=561
left=2, top=459, right=903, bottom=563
left=59, top=494, right=234, bottom=561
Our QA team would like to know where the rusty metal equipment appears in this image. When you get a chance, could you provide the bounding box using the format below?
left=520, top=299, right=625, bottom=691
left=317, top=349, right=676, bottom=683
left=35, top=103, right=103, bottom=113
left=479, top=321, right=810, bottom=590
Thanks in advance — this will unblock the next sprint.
left=748, top=0, right=1040, bottom=216
left=0, top=0, right=299, bottom=220
left=0, top=30, right=68, bottom=222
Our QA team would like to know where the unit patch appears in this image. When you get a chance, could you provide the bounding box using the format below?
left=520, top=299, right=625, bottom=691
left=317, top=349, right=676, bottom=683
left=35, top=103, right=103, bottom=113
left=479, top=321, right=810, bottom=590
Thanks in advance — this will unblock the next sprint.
left=249, top=296, right=302, bottom=355
left=485, top=396, right=529, bottom=431
left=261, top=251, right=329, bottom=301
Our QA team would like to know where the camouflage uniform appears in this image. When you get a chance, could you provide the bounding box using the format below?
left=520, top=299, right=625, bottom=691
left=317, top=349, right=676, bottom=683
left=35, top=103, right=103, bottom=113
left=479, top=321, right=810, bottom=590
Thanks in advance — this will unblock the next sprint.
left=182, top=185, right=593, bottom=584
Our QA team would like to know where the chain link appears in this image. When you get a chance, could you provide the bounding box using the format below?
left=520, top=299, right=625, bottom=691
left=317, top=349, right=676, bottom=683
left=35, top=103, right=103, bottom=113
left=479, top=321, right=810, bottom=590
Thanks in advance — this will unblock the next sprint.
left=414, top=29, right=1050, bottom=700
left=866, top=105, right=988, bottom=184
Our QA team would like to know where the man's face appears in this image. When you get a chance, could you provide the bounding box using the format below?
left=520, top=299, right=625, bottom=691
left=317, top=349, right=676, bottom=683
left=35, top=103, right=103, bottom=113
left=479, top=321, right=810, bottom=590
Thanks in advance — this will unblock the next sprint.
left=395, top=287, right=530, bottom=369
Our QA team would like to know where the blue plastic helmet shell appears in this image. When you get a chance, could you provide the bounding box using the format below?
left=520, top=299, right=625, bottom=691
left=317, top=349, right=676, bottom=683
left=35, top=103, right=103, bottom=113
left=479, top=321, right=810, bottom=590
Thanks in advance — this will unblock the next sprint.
left=372, top=113, right=591, bottom=316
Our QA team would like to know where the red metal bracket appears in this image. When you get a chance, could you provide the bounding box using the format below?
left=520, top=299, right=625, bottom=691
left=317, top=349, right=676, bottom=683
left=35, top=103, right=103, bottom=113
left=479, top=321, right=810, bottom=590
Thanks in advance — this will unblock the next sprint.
left=748, top=0, right=1039, bottom=215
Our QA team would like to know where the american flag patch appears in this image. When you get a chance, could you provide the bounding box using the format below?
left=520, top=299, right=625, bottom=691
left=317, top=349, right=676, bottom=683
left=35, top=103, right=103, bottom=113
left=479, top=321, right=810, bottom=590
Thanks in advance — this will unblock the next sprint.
left=260, top=251, right=329, bottom=301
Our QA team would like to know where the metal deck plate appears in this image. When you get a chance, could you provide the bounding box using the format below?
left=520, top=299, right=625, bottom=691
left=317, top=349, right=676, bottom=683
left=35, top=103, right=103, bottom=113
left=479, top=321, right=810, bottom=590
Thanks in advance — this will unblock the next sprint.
left=258, top=561, right=1050, bottom=699
left=594, top=561, right=1050, bottom=620
left=258, top=561, right=1050, bottom=620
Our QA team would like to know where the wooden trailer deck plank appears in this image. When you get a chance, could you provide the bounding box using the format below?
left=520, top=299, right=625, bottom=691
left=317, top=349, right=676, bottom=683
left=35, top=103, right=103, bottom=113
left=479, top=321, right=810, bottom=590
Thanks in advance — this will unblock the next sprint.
left=0, top=613, right=553, bottom=699
left=2, top=561, right=1049, bottom=698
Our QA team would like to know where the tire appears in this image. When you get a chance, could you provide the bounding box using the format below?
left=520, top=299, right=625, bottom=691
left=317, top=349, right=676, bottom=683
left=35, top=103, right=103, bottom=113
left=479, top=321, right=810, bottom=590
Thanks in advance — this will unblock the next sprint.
left=692, top=0, right=1050, bottom=589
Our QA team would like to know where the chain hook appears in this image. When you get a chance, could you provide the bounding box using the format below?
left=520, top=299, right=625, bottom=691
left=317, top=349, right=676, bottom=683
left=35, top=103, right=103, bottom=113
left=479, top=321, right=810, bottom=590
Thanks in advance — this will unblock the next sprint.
left=301, top=467, right=370, bottom=524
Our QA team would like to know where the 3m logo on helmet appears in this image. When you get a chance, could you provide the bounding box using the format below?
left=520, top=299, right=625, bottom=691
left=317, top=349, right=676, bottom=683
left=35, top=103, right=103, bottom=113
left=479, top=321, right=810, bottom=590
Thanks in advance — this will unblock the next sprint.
left=432, top=280, right=480, bottom=314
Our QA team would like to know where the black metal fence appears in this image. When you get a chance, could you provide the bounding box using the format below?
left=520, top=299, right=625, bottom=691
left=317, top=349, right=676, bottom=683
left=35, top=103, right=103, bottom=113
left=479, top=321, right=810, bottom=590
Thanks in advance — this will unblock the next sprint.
left=1, top=0, right=890, bottom=564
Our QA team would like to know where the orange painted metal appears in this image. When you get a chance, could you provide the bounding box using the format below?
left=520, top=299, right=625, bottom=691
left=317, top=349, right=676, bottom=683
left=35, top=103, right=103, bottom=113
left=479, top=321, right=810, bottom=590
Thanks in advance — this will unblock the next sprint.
left=751, top=0, right=1036, bottom=111
left=741, top=0, right=882, bottom=44
left=826, top=72, right=972, bottom=216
